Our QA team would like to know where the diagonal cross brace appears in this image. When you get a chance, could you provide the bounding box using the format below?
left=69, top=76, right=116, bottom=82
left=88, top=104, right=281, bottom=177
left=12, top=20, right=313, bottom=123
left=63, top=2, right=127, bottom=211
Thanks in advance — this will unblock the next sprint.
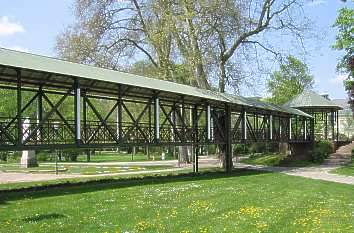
left=22, top=88, right=73, bottom=145
left=85, top=97, right=120, bottom=144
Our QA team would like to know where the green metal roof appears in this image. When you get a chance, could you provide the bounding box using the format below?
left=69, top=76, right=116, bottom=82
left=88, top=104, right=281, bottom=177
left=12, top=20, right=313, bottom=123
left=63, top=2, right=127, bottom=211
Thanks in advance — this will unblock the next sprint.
left=283, top=90, right=342, bottom=110
left=221, top=93, right=312, bottom=118
left=0, top=47, right=228, bottom=103
left=0, top=47, right=312, bottom=118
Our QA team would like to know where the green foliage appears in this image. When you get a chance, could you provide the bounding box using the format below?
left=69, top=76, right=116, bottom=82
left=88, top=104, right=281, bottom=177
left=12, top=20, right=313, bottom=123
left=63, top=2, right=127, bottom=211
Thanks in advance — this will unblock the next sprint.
left=267, top=56, right=314, bottom=105
left=62, top=148, right=83, bottom=162
left=311, top=140, right=333, bottom=163
left=233, top=144, right=247, bottom=155
left=249, top=142, right=268, bottom=154
left=0, top=151, right=9, bottom=162
left=36, top=152, right=55, bottom=162
left=332, top=7, right=354, bottom=74
left=242, top=153, right=282, bottom=166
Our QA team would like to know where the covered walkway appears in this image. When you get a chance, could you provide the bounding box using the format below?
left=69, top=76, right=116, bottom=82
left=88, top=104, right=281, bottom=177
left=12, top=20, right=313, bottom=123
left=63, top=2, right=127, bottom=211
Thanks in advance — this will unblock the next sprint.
left=0, top=48, right=314, bottom=172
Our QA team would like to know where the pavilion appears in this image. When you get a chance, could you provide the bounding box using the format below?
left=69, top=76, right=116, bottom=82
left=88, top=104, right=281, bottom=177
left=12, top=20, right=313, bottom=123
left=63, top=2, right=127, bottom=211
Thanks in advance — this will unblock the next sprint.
left=283, top=90, right=343, bottom=142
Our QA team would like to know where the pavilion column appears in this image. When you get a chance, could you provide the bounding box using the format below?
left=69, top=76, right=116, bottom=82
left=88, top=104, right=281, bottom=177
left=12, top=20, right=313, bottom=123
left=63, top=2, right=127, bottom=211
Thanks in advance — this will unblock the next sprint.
left=206, top=104, right=211, bottom=141
left=289, top=117, right=292, bottom=141
left=74, top=79, right=81, bottom=145
left=242, top=110, right=247, bottom=140
left=37, top=86, right=43, bottom=143
left=336, top=110, right=339, bottom=141
left=192, top=105, right=198, bottom=173
left=269, top=115, right=273, bottom=141
left=331, top=111, right=335, bottom=141
left=304, top=118, right=307, bottom=141
left=17, top=69, right=22, bottom=146
left=224, top=104, right=232, bottom=173
left=118, top=86, right=123, bottom=143
left=154, top=96, right=160, bottom=143
left=325, top=112, right=328, bottom=139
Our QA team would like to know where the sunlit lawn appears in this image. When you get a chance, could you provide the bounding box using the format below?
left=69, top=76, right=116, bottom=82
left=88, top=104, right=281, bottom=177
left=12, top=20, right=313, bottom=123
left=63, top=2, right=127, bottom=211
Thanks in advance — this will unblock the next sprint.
left=331, top=161, right=354, bottom=177
left=74, top=152, right=175, bottom=163
left=241, top=153, right=315, bottom=167
left=0, top=163, right=174, bottom=175
left=0, top=170, right=353, bottom=232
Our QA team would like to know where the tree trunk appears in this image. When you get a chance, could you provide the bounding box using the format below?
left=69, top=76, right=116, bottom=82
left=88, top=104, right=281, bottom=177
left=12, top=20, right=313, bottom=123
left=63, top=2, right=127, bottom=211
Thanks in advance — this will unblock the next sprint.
left=219, top=60, right=226, bottom=93
left=179, top=146, right=190, bottom=163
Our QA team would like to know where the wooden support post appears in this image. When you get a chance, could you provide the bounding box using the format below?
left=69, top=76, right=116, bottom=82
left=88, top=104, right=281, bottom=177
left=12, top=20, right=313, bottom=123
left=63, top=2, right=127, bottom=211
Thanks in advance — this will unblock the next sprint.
left=225, top=104, right=232, bottom=173
left=17, top=69, right=22, bottom=145
left=74, top=79, right=81, bottom=145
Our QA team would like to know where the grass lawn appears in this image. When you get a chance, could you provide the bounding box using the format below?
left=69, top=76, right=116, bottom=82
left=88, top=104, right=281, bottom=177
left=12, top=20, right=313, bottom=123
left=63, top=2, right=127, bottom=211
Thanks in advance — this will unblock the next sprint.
left=330, top=161, right=354, bottom=177
left=0, top=163, right=174, bottom=175
left=0, top=170, right=353, bottom=232
left=75, top=152, right=175, bottom=163
left=241, top=153, right=315, bottom=167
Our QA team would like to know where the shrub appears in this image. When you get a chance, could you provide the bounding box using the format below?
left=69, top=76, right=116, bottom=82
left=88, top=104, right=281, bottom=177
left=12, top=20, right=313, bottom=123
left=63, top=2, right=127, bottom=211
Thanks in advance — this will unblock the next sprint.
left=338, top=133, right=349, bottom=141
left=36, top=151, right=53, bottom=162
left=7, top=151, right=21, bottom=163
left=312, top=140, right=333, bottom=163
left=249, top=142, right=268, bottom=154
left=0, top=151, right=9, bottom=162
left=233, top=144, right=246, bottom=155
left=62, top=148, right=82, bottom=162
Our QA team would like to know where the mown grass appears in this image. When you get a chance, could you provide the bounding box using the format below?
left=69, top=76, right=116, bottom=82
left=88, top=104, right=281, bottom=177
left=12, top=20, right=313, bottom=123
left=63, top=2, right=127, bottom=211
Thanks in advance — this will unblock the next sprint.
left=241, top=153, right=315, bottom=167
left=74, top=152, right=175, bottom=163
left=0, top=170, right=353, bottom=233
left=331, top=161, right=354, bottom=176
left=0, top=163, right=174, bottom=175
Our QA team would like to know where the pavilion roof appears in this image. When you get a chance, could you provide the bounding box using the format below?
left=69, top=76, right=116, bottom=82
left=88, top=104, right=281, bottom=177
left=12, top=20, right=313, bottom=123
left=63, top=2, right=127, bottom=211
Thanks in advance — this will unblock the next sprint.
left=283, top=90, right=342, bottom=110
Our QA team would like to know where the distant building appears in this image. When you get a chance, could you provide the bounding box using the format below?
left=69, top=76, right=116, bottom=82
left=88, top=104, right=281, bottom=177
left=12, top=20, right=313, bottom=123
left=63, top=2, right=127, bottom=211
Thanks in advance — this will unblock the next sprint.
left=331, top=98, right=354, bottom=138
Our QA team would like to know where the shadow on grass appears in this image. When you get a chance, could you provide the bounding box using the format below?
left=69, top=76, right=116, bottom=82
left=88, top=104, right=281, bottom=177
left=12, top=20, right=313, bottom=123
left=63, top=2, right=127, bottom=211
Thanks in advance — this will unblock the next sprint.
left=22, top=213, right=66, bottom=223
left=0, top=168, right=271, bottom=205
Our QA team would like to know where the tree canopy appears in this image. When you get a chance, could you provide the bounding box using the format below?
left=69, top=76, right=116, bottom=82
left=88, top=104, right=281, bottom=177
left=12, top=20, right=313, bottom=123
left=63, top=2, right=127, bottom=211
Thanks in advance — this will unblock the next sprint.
left=266, top=56, right=314, bottom=105
left=332, top=6, right=354, bottom=114
left=56, top=0, right=313, bottom=94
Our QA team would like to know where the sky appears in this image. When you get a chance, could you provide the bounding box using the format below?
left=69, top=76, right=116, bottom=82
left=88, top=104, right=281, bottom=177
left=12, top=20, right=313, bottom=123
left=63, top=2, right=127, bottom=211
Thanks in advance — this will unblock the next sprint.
left=0, top=0, right=352, bottom=99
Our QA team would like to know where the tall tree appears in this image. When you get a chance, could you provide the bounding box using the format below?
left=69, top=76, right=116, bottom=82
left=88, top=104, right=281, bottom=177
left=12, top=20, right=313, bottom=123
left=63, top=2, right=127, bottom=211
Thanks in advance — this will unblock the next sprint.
left=332, top=6, right=354, bottom=114
left=267, top=56, right=314, bottom=105
left=56, top=0, right=313, bottom=93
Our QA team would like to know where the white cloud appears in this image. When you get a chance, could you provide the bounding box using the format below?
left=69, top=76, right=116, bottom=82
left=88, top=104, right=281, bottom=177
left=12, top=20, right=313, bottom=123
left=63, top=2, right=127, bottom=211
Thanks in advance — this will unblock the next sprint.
left=330, top=74, right=348, bottom=84
left=307, top=0, right=327, bottom=7
left=0, top=16, right=24, bottom=36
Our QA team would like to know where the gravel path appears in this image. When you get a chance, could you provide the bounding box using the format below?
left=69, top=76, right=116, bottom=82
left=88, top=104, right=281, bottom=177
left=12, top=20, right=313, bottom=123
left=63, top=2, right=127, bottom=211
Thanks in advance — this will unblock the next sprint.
left=0, top=158, right=219, bottom=184
left=1, top=159, right=353, bottom=185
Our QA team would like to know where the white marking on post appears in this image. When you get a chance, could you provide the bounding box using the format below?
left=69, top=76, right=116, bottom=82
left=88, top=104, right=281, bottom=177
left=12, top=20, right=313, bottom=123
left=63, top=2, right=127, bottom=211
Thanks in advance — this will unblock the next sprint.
left=244, top=111, right=247, bottom=140
left=76, top=87, right=81, bottom=140
left=304, top=119, right=307, bottom=140
left=155, top=97, right=160, bottom=140
left=207, top=105, right=211, bottom=140
left=289, top=118, right=292, bottom=140
left=270, top=115, right=273, bottom=140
